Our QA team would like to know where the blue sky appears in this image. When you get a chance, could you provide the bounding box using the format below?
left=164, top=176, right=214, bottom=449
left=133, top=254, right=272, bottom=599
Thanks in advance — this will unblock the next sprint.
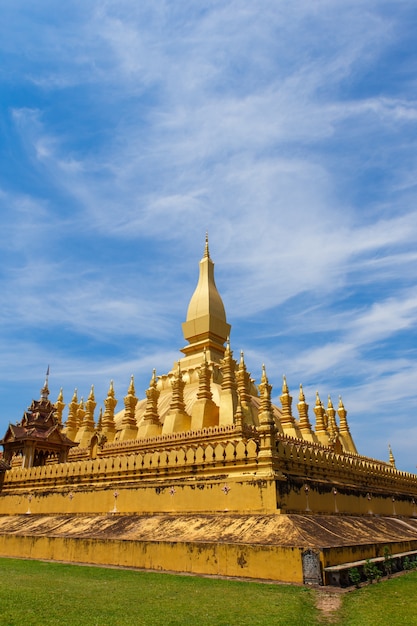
left=1, top=1, right=416, bottom=471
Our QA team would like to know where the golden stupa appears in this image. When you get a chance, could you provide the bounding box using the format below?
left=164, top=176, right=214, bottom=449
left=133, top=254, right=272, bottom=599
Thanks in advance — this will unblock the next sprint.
left=0, top=236, right=416, bottom=586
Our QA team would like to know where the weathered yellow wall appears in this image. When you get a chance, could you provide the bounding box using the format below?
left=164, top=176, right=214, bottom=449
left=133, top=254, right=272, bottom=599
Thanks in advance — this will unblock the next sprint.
left=2, top=432, right=417, bottom=519
left=2, top=467, right=417, bottom=518
left=0, top=476, right=278, bottom=516
left=279, top=481, right=417, bottom=517
left=0, top=437, right=281, bottom=515
left=322, top=540, right=417, bottom=570
left=276, top=439, right=417, bottom=501
left=0, top=535, right=304, bottom=584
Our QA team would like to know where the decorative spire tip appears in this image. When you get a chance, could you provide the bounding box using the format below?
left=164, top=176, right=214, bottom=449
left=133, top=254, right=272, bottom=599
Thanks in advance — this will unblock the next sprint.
left=41, top=365, right=50, bottom=400
left=204, top=232, right=210, bottom=258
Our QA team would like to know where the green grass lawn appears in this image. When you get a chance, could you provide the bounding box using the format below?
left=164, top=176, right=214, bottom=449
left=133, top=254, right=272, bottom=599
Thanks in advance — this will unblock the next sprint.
left=339, top=570, right=417, bottom=626
left=0, top=558, right=320, bottom=626
left=1, top=558, right=416, bottom=625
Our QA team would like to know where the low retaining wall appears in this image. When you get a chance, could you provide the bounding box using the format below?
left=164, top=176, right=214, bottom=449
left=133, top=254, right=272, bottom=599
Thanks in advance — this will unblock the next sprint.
left=0, top=534, right=304, bottom=584
left=1, top=513, right=417, bottom=586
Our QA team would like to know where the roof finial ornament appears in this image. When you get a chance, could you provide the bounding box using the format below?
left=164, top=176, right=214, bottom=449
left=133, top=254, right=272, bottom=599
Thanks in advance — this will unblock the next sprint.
left=297, top=383, right=313, bottom=435
left=327, top=395, right=338, bottom=443
left=280, top=374, right=294, bottom=426
left=258, top=364, right=274, bottom=427
left=40, top=365, right=50, bottom=400
left=314, top=391, right=327, bottom=435
left=128, top=374, right=136, bottom=395
left=388, top=443, right=396, bottom=468
left=204, top=232, right=210, bottom=259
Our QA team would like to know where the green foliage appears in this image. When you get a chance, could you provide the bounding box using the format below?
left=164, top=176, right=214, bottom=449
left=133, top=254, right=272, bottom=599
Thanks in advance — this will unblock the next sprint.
left=383, top=547, right=393, bottom=578
left=402, top=555, right=417, bottom=571
left=348, top=567, right=361, bottom=588
left=0, top=558, right=320, bottom=626
left=363, top=559, right=382, bottom=584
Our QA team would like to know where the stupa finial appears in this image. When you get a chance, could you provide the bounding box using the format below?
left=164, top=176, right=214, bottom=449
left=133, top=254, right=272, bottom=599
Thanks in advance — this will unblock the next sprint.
left=204, top=231, right=210, bottom=258
left=388, top=443, right=396, bottom=468
left=55, top=387, right=65, bottom=424
left=280, top=374, right=294, bottom=426
left=225, top=336, right=231, bottom=354
left=314, top=391, right=327, bottom=434
left=122, top=374, right=139, bottom=434
left=337, top=396, right=349, bottom=433
left=297, top=383, right=312, bottom=434
left=181, top=235, right=230, bottom=365
left=128, top=374, right=136, bottom=395
left=258, top=364, right=274, bottom=426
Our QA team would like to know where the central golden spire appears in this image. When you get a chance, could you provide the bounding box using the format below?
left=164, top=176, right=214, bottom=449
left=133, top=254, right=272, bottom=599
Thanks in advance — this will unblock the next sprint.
left=181, top=235, right=231, bottom=367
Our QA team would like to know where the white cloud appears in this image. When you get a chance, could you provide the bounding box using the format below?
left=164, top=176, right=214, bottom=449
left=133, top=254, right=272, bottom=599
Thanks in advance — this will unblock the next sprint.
left=0, top=0, right=416, bottom=470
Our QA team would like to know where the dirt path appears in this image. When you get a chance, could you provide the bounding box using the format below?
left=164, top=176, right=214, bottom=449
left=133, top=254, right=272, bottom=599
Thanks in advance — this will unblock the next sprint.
left=315, top=589, right=343, bottom=623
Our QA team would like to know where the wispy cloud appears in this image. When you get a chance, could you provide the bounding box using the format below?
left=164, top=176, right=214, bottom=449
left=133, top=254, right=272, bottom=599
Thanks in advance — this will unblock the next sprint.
left=0, top=1, right=416, bottom=470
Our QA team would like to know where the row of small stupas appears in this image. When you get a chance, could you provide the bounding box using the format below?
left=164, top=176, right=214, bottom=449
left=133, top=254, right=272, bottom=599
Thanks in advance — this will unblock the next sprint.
left=2, top=237, right=367, bottom=468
